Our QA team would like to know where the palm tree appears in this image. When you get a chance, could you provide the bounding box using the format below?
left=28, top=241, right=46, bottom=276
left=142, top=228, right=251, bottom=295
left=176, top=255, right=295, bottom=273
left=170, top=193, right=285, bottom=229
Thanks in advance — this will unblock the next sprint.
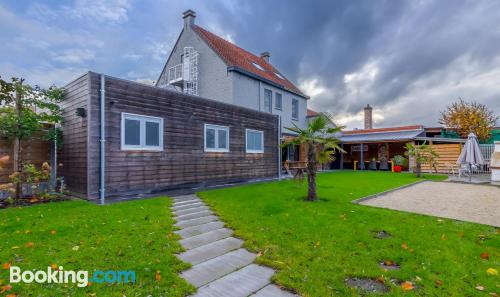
left=404, top=142, right=439, bottom=177
left=283, top=115, right=344, bottom=201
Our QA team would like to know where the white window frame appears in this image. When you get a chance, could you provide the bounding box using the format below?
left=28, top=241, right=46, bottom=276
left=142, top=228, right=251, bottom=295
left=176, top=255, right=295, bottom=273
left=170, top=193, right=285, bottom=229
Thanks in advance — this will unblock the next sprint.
left=121, top=112, right=164, bottom=151
left=275, top=92, right=282, bottom=110
left=264, top=89, right=272, bottom=112
left=204, top=124, right=230, bottom=153
left=245, top=129, right=264, bottom=154
left=292, top=98, right=299, bottom=120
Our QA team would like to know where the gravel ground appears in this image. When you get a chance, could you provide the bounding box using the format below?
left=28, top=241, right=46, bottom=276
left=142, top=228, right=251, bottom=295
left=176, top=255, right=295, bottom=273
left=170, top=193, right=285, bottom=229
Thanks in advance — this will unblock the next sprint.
left=360, top=181, right=500, bottom=227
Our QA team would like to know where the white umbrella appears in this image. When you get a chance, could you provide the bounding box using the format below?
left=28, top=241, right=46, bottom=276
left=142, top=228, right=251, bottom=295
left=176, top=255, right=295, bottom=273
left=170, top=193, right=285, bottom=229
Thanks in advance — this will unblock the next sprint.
left=457, top=133, right=486, bottom=181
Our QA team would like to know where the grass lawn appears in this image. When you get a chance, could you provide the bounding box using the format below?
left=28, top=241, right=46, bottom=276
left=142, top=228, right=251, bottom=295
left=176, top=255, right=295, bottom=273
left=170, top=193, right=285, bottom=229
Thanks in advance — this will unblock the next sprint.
left=199, top=171, right=500, bottom=296
left=0, top=197, right=194, bottom=296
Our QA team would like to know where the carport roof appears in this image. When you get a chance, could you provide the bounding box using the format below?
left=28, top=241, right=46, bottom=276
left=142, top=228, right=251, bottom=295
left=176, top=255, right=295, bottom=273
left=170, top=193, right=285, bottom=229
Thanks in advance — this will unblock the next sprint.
left=340, top=129, right=425, bottom=143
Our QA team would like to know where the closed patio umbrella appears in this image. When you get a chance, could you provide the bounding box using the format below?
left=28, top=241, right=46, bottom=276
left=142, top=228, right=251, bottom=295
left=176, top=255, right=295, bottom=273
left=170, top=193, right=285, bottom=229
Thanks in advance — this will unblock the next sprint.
left=456, top=133, right=486, bottom=182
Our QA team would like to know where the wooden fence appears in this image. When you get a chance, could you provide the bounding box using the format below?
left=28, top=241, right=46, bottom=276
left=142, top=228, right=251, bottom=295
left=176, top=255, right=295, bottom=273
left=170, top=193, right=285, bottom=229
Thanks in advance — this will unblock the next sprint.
left=420, top=143, right=462, bottom=173
left=0, top=132, right=52, bottom=184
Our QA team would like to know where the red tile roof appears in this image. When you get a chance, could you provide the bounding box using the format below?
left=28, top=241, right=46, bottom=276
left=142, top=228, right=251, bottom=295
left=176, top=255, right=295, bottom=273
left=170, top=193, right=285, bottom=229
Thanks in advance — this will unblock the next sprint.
left=307, top=109, right=319, bottom=117
left=193, top=25, right=308, bottom=99
left=343, top=125, right=424, bottom=135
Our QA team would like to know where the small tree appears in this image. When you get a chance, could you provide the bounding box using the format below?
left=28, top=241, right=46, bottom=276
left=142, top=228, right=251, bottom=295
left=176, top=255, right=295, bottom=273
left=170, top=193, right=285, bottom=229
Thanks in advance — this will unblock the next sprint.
left=404, top=142, right=439, bottom=177
left=283, top=115, right=344, bottom=201
left=0, top=77, right=64, bottom=199
left=439, top=99, right=498, bottom=141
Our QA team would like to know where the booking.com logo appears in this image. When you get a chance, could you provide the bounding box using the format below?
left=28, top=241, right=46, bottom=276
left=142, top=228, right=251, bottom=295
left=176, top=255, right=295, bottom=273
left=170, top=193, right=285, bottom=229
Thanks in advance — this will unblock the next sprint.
left=9, top=266, right=135, bottom=287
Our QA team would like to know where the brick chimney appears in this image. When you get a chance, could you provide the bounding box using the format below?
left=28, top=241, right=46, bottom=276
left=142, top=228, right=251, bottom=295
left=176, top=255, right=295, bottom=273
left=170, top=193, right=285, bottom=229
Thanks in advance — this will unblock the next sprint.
left=260, top=52, right=270, bottom=63
left=183, top=9, right=196, bottom=29
left=364, top=104, right=373, bottom=130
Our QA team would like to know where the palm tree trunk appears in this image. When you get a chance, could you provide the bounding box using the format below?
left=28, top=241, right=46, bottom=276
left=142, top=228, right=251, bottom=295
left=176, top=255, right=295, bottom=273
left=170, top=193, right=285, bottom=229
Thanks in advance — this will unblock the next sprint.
left=416, top=162, right=421, bottom=178
left=306, top=143, right=317, bottom=201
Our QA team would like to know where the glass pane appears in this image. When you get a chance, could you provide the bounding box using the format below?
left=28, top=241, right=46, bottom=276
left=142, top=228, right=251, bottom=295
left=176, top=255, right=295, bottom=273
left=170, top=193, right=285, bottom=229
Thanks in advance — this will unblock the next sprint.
left=248, top=131, right=262, bottom=151
left=124, top=119, right=140, bottom=145
left=264, top=90, right=272, bottom=112
left=206, top=128, right=215, bottom=149
left=217, top=129, right=227, bottom=149
left=247, top=132, right=254, bottom=150
left=275, top=93, right=282, bottom=109
left=145, top=121, right=160, bottom=146
left=255, top=132, right=262, bottom=150
left=292, top=99, right=298, bottom=118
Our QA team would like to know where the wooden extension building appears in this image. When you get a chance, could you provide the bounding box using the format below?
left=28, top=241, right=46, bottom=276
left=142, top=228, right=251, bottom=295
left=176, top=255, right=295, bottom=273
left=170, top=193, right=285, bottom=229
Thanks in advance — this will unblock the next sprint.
left=60, top=72, right=280, bottom=202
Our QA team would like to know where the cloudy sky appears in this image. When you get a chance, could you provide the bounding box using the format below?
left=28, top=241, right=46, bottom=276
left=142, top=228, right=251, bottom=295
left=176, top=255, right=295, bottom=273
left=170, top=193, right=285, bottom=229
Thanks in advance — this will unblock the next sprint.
left=1, top=0, right=499, bottom=129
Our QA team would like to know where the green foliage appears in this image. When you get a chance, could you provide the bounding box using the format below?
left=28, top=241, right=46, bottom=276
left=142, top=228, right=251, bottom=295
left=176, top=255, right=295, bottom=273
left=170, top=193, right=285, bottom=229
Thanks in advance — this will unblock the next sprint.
left=0, top=198, right=194, bottom=296
left=392, top=155, right=408, bottom=166
left=0, top=77, right=64, bottom=140
left=405, top=142, right=439, bottom=176
left=200, top=172, right=495, bottom=297
left=44, top=127, right=64, bottom=149
left=283, top=115, right=345, bottom=200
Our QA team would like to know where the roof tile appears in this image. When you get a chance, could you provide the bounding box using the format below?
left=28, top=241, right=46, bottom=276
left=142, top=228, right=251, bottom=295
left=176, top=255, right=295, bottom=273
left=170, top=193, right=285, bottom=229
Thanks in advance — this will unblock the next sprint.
left=343, top=125, right=424, bottom=135
left=193, top=25, right=308, bottom=98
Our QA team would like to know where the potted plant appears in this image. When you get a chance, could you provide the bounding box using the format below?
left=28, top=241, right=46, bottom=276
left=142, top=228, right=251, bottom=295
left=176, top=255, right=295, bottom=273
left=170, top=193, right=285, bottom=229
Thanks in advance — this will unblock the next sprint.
left=392, top=155, right=407, bottom=173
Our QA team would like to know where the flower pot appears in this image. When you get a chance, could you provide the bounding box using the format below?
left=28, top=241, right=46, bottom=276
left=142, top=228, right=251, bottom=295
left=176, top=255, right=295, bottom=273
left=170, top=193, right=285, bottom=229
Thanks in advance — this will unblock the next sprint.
left=394, top=165, right=402, bottom=173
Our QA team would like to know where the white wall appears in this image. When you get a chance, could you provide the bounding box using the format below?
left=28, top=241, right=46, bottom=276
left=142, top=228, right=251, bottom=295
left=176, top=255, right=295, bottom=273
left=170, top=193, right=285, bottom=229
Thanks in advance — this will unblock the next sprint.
left=158, top=26, right=232, bottom=104
left=232, top=71, right=307, bottom=134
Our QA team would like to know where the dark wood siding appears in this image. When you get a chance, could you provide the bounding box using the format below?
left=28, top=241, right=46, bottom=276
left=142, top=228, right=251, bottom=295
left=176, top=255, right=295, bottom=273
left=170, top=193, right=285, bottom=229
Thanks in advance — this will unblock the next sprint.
left=85, top=72, right=278, bottom=200
left=59, top=73, right=89, bottom=197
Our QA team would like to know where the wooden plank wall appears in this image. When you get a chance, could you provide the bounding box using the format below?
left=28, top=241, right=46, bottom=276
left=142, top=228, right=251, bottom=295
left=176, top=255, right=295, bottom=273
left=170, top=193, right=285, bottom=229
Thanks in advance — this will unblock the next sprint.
left=86, top=72, right=279, bottom=200
left=59, top=73, right=89, bottom=197
left=420, top=143, right=462, bottom=173
left=0, top=133, right=51, bottom=183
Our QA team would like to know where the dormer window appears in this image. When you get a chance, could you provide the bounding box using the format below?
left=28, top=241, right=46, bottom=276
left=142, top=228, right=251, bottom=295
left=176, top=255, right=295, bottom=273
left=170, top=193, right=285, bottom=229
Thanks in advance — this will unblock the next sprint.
left=274, top=72, right=285, bottom=80
left=251, top=62, right=265, bottom=71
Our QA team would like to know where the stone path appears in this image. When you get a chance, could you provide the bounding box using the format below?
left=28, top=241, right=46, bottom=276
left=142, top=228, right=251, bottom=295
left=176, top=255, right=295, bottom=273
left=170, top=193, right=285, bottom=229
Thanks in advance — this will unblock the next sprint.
left=172, top=194, right=298, bottom=297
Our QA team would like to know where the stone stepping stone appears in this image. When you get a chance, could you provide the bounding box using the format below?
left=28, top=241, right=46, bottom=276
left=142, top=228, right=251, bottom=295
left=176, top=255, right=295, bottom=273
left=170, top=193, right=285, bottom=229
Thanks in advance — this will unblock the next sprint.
left=177, top=237, right=243, bottom=265
left=173, top=198, right=202, bottom=207
left=192, top=264, right=274, bottom=297
left=177, top=210, right=213, bottom=221
left=251, top=284, right=298, bottom=297
left=172, top=202, right=205, bottom=211
left=175, top=221, right=225, bottom=239
left=180, top=228, right=233, bottom=250
left=181, top=248, right=256, bottom=287
left=174, top=205, right=210, bottom=217
left=173, top=194, right=199, bottom=202
left=176, top=215, right=219, bottom=229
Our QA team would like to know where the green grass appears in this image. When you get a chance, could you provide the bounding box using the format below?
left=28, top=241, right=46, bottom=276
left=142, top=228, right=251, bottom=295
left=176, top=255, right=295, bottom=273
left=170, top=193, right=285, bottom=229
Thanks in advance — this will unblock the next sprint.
left=199, top=171, right=499, bottom=297
left=0, top=197, right=194, bottom=296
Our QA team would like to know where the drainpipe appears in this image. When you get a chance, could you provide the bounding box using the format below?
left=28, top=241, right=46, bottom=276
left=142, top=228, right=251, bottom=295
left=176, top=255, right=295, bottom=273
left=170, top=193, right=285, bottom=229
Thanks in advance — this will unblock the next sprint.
left=277, top=115, right=282, bottom=179
left=258, top=81, right=262, bottom=111
left=99, top=74, right=106, bottom=205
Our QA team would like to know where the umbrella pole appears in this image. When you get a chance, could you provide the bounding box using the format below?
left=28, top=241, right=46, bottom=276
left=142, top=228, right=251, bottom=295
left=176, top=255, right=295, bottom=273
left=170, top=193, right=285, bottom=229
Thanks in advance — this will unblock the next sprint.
left=469, top=163, right=472, bottom=183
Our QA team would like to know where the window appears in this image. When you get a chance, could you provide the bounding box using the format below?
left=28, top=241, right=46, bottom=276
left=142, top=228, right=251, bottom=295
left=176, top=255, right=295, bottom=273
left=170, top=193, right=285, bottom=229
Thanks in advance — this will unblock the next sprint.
left=121, top=113, right=163, bottom=151
left=246, top=129, right=264, bottom=153
left=274, top=72, right=285, bottom=80
left=251, top=62, right=265, bottom=71
left=204, top=124, right=229, bottom=152
left=292, top=99, right=299, bottom=120
left=275, top=93, right=282, bottom=110
left=264, top=89, right=272, bottom=112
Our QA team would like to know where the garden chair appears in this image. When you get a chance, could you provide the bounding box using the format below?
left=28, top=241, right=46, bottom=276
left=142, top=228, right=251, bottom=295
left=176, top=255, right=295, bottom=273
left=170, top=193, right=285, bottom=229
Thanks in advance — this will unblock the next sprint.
left=458, top=164, right=480, bottom=177
left=379, top=159, right=389, bottom=171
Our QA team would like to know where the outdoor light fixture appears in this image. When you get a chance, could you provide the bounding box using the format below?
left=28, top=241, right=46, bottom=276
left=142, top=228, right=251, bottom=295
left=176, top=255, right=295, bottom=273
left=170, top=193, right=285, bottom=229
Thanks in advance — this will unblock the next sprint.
left=75, top=107, right=87, bottom=118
